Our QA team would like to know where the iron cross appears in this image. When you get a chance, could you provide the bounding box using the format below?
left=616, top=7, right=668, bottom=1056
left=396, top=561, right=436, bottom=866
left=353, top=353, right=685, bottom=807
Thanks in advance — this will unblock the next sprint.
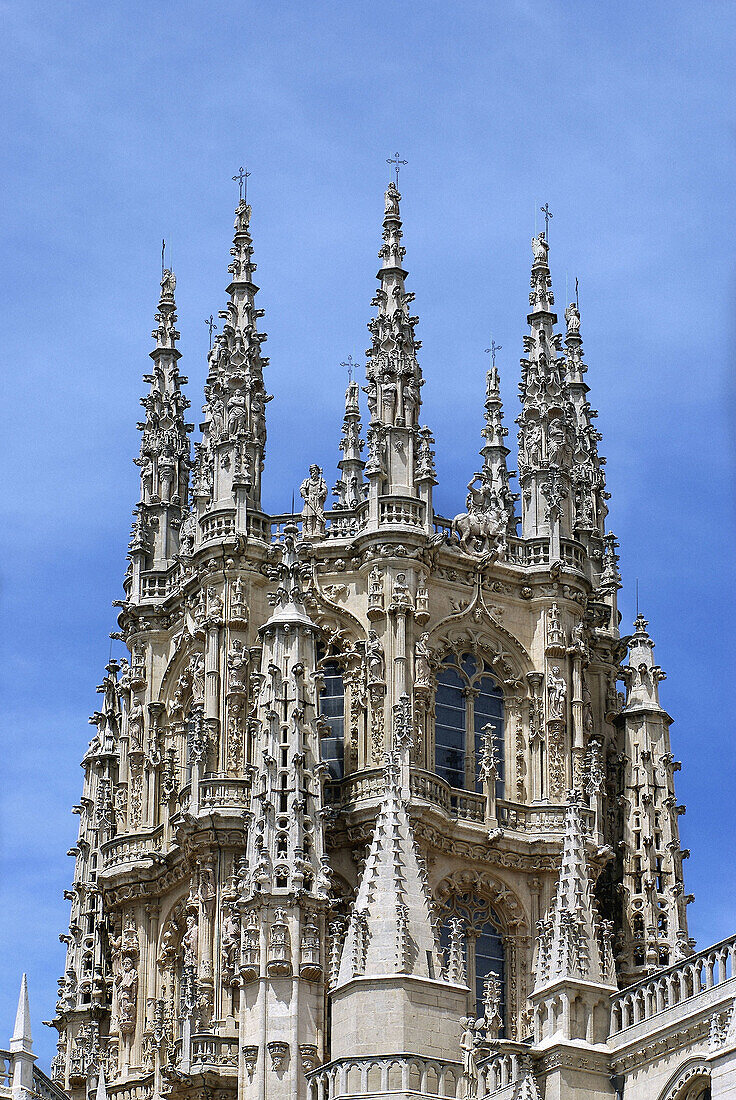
left=204, top=314, right=217, bottom=349
left=233, top=166, right=251, bottom=203
left=387, top=152, right=408, bottom=187
left=540, top=203, right=553, bottom=238
left=485, top=339, right=502, bottom=367
left=340, top=354, right=357, bottom=382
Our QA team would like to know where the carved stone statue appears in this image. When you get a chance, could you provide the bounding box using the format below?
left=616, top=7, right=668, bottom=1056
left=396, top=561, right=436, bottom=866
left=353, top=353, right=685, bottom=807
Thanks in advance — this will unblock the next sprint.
left=531, top=233, right=548, bottom=265
left=415, top=633, right=432, bottom=688
left=115, top=955, right=138, bottom=1035
left=300, top=464, right=328, bottom=536
left=160, top=269, right=176, bottom=298
left=182, top=913, right=199, bottom=967
left=565, top=301, right=581, bottom=334
left=366, top=630, right=385, bottom=685
left=452, top=475, right=507, bottom=557
left=227, top=391, right=248, bottom=436
left=459, top=1017, right=481, bottom=1100
left=547, top=666, right=567, bottom=720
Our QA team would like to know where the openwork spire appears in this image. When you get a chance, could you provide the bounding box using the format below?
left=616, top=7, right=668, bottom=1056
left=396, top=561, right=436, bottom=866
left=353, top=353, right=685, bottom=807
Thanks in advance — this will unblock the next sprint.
left=453, top=355, right=518, bottom=557
left=563, top=300, right=609, bottom=539
left=130, top=269, right=192, bottom=575
left=516, top=234, right=575, bottom=546
left=533, top=792, right=615, bottom=992
left=333, top=377, right=365, bottom=509
left=195, top=200, right=271, bottom=525
left=364, top=182, right=435, bottom=510
left=239, top=525, right=329, bottom=901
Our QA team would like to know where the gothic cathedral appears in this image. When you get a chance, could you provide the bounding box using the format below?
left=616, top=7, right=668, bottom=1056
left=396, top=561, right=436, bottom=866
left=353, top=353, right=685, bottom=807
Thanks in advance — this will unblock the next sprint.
left=29, top=181, right=736, bottom=1100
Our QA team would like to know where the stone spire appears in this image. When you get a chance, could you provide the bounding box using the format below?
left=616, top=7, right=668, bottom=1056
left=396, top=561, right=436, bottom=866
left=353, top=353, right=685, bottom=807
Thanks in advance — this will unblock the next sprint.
left=333, top=378, right=365, bottom=510
left=52, top=660, right=123, bottom=1093
left=454, top=357, right=518, bottom=557
left=335, top=752, right=446, bottom=986
left=562, top=299, right=608, bottom=541
left=618, top=614, right=692, bottom=981
left=195, top=200, right=271, bottom=534
left=129, top=269, right=192, bottom=587
left=533, top=792, right=615, bottom=992
left=236, top=525, right=330, bottom=1100
left=10, top=974, right=34, bottom=1100
left=516, top=233, right=575, bottom=552
left=364, top=182, right=436, bottom=527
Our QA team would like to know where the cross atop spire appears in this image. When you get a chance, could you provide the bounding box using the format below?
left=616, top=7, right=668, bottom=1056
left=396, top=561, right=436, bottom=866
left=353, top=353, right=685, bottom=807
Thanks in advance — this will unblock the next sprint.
left=232, top=165, right=251, bottom=203
left=386, top=151, right=408, bottom=187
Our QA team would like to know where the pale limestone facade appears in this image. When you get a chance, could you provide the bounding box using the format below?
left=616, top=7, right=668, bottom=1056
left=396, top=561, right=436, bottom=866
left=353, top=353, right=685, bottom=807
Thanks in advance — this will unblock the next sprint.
left=35, top=180, right=736, bottom=1100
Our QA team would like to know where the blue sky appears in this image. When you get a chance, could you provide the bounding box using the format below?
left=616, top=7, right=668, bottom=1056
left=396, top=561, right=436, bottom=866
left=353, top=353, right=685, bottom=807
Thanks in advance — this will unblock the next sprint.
left=1, top=1, right=734, bottom=1067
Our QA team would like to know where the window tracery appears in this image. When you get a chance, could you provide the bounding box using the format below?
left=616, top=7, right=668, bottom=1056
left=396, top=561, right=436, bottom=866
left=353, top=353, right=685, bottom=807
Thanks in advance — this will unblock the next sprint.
left=440, top=891, right=506, bottom=1030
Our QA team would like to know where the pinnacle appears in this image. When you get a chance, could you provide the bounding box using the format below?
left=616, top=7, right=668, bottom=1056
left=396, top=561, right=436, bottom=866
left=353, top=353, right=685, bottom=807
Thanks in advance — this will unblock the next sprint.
left=533, top=793, right=614, bottom=992
left=335, top=754, right=446, bottom=986
left=11, top=973, right=32, bottom=1051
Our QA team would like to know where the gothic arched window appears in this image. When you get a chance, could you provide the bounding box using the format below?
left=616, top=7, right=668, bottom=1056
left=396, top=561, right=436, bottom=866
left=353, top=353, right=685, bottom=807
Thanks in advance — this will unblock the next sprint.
left=318, top=658, right=345, bottom=780
left=434, top=653, right=504, bottom=794
left=440, top=892, right=506, bottom=1029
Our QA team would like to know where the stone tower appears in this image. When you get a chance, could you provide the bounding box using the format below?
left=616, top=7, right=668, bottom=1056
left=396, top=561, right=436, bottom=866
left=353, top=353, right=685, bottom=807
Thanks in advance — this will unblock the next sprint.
left=49, top=181, right=695, bottom=1100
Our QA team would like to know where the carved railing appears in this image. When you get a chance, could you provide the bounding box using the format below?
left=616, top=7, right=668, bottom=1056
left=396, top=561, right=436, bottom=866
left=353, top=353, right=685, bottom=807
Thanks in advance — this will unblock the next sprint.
left=610, top=932, right=736, bottom=1035
left=308, top=1055, right=461, bottom=1100
left=0, top=1052, right=11, bottom=1094
left=100, top=825, right=164, bottom=871
left=139, top=572, right=170, bottom=599
left=200, top=509, right=236, bottom=542
left=327, top=768, right=592, bottom=836
left=379, top=496, right=425, bottom=528
left=190, top=1033, right=239, bottom=1070
left=477, top=1046, right=531, bottom=1098
left=198, top=776, right=251, bottom=812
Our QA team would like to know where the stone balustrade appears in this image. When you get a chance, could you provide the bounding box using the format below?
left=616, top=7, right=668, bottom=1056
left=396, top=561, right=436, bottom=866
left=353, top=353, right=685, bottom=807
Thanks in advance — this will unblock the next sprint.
left=198, top=776, right=251, bottom=812
left=308, top=1055, right=462, bottom=1100
left=327, top=768, right=590, bottom=838
left=610, top=932, right=736, bottom=1035
left=190, top=1033, right=239, bottom=1070
left=477, top=1046, right=531, bottom=1098
left=379, top=496, right=425, bottom=528
left=100, top=825, right=164, bottom=871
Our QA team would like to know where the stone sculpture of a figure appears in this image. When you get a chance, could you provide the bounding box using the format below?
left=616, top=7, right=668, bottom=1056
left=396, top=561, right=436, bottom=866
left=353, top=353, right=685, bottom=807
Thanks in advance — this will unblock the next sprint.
left=300, top=464, right=328, bottom=536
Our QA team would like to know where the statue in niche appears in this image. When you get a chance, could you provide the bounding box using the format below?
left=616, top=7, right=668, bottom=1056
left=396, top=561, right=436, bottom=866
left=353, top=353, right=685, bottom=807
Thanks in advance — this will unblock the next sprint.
left=182, top=913, right=199, bottom=967
left=366, top=630, right=385, bottom=685
left=115, top=956, right=138, bottom=1035
left=414, top=633, right=432, bottom=688
left=300, top=464, right=328, bottom=536
left=227, top=391, right=248, bottom=436
left=547, top=666, right=567, bottom=720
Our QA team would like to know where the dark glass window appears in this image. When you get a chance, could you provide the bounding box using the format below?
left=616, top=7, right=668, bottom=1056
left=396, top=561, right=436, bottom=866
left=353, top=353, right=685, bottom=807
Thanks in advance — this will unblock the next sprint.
left=434, top=653, right=504, bottom=794
left=319, top=659, right=345, bottom=780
